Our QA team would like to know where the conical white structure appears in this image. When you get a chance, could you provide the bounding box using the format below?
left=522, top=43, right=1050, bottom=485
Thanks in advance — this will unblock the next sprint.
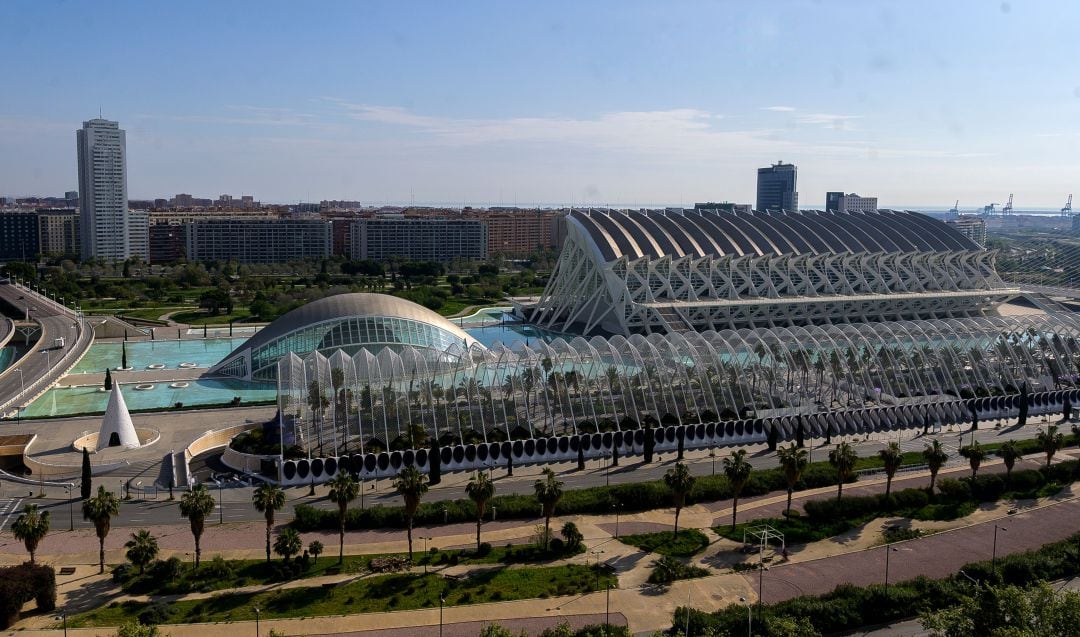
left=97, top=385, right=140, bottom=450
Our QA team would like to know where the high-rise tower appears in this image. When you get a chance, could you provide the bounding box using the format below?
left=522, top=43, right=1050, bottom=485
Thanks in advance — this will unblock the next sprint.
left=756, top=162, right=798, bottom=212
left=77, top=118, right=129, bottom=260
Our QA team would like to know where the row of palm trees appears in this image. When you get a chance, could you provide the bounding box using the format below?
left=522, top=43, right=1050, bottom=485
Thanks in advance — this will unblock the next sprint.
left=9, top=425, right=1073, bottom=572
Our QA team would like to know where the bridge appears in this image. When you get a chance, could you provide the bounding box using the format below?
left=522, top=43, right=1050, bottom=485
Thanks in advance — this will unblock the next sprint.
left=0, top=279, right=94, bottom=418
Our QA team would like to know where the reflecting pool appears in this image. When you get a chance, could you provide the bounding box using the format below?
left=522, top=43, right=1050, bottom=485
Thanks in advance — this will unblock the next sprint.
left=68, top=337, right=250, bottom=374
left=22, top=378, right=277, bottom=418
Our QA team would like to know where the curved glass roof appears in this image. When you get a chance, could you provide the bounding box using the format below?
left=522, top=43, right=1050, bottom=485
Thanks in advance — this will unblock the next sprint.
left=569, top=209, right=979, bottom=261
left=212, top=293, right=480, bottom=380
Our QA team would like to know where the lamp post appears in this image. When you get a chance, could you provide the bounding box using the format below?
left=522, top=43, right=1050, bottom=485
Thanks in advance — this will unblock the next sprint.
left=66, top=484, right=73, bottom=531
left=214, top=479, right=223, bottom=524
left=605, top=583, right=612, bottom=634
left=613, top=502, right=620, bottom=539
left=57, top=611, right=67, bottom=637
left=709, top=450, right=716, bottom=476
left=591, top=549, right=605, bottom=590
left=884, top=544, right=898, bottom=591
left=15, top=368, right=24, bottom=425
left=739, top=596, right=751, bottom=637
left=254, top=607, right=260, bottom=637
left=992, top=525, right=1007, bottom=572
left=439, top=595, right=445, bottom=637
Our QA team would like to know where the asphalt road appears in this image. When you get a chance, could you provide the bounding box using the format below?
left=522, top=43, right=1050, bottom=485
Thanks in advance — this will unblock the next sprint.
left=3, top=422, right=1060, bottom=531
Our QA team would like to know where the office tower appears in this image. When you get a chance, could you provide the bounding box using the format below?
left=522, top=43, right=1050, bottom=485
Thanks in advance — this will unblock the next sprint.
left=77, top=119, right=129, bottom=260
left=756, top=162, right=798, bottom=212
left=825, top=191, right=843, bottom=212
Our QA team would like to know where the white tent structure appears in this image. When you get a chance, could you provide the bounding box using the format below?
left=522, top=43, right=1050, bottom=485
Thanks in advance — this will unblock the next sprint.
left=97, top=385, right=140, bottom=450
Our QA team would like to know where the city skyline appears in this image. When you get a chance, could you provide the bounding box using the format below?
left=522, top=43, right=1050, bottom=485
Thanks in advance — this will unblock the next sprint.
left=3, top=1, right=1080, bottom=207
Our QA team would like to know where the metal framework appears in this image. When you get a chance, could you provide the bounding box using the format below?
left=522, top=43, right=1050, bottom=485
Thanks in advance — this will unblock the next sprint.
left=529, top=208, right=1015, bottom=335
left=276, top=313, right=1080, bottom=457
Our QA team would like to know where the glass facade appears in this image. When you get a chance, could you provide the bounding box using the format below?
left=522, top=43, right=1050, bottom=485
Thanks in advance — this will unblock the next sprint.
left=277, top=313, right=1080, bottom=456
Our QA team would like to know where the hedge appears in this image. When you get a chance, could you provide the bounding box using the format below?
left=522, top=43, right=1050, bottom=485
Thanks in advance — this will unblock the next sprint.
left=675, top=531, right=1080, bottom=636
left=0, top=563, right=56, bottom=629
left=293, top=460, right=843, bottom=531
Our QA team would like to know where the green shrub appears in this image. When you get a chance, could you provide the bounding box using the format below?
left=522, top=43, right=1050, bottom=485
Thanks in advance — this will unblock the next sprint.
left=936, top=478, right=971, bottom=503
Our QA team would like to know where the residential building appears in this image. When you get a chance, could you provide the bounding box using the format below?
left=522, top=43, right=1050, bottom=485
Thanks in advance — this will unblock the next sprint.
left=148, top=223, right=186, bottom=264
left=756, top=162, right=798, bottom=212
left=37, top=208, right=80, bottom=257
left=350, top=218, right=487, bottom=262
left=128, top=210, right=150, bottom=260
left=836, top=193, right=878, bottom=213
left=0, top=212, right=41, bottom=261
left=481, top=211, right=558, bottom=257
left=186, top=219, right=332, bottom=263
left=825, top=191, right=844, bottom=212
left=694, top=202, right=753, bottom=214
left=77, top=118, right=129, bottom=260
left=948, top=215, right=988, bottom=248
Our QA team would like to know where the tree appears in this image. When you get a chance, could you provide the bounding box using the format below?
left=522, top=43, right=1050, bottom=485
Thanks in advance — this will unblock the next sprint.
left=251, top=483, right=286, bottom=564
left=663, top=462, right=695, bottom=538
left=82, top=486, right=120, bottom=573
left=1037, top=425, right=1066, bottom=468
left=776, top=444, right=809, bottom=515
left=104, top=368, right=113, bottom=391
left=308, top=540, right=324, bottom=566
left=828, top=442, right=858, bottom=501
left=465, top=472, right=495, bottom=552
left=922, top=440, right=949, bottom=493
left=877, top=441, right=903, bottom=498
left=81, top=447, right=92, bottom=499
left=996, top=440, right=1021, bottom=483
left=393, top=466, right=429, bottom=560
left=121, top=341, right=128, bottom=370
left=533, top=468, right=564, bottom=550
left=124, top=529, right=159, bottom=575
left=920, top=582, right=1080, bottom=637
left=959, top=442, right=988, bottom=479
left=11, top=504, right=49, bottom=564
left=560, top=522, right=584, bottom=551
left=326, top=472, right=359, bottom=564
left=273, top=528, right=302, bottom=562
left=179, top=484, right=215, bottom=567
left=722, top=449, right=752, bottom=529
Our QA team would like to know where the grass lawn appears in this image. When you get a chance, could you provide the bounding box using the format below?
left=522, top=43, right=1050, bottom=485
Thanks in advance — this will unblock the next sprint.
left=716, top=513, right=853, bottom=546
left=170, top=308, right=254, bottom=325
left=70, top=565, right=615, bottom=627
left=117, top=307, right=194, bottom=321
left=617, top=528, right=710, bottom=558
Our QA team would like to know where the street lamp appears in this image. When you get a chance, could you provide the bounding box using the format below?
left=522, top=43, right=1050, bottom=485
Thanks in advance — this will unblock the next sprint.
left=213, top=479, right=223, bottom=524
left=613, top=502, right=620, bottom=539
left=439, top=595, right=445, bottom=637
left=739, top=596, right=751, bottom=637
left=56, top=611, right=67, bottom=637
left=254, top=606, right=260, bottom=637
left=709, top=450, right=716, bottom=476
left=605, top=583, right=612, bottom=633
left=15, top=368, right=24, bottom=425
left=884, top=544, right=898, bottom=591
left=590, top=549, right=605, bottom=590
left=992, top=525, right=1007, bottom=571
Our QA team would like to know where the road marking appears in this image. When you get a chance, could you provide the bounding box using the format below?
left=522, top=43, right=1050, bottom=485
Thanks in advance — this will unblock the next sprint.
left=0, top=498, right=23, bottom=532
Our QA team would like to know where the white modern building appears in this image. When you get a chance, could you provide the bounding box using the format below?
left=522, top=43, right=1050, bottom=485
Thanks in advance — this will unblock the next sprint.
left=527, top=208, right=1015, bottom=335
left=128, top=210, right=149, bottom=260
left=77, top=119, right=130, bottom=261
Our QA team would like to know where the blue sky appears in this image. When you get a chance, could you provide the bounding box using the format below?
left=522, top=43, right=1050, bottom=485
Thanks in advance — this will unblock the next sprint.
left=2, top=0, right=1079, bottom=208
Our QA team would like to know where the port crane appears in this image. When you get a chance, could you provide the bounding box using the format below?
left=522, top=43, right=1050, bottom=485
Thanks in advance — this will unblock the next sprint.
left=949, top=200, right=959, bottom=215
left=982, top=203, right=998, bottom=216
left=1002, top=194, right=1014, bottom=216
left=1062, top=194, right=1073, bottom=217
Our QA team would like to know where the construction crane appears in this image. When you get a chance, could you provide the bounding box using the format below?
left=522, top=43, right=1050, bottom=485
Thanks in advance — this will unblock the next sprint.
left=1062, top=194, right=1073, bottom=217
left=949, top=200, right=959, bottom=215
left=1002, top=193, right=1014, bottom=215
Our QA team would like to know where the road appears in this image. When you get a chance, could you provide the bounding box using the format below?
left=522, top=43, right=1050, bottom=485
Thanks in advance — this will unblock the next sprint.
left=0, top=279, right=92, bottom=415
left=3, top=421, right=1062, bottom=531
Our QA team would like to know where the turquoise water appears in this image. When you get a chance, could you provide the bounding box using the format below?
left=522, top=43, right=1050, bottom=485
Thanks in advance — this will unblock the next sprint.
left=68, top=337, right=250, bottom=375
left=0, top=345, right=28, bottom=374
left=22, top=378, right=277, bottom=418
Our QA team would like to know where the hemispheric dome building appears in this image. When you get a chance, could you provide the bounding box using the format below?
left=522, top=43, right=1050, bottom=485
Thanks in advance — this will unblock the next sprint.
left=211, top=293, right=481, bottom=381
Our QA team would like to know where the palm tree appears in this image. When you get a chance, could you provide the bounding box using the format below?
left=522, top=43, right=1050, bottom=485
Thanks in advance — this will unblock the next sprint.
left=663, top=462, right=695, bottom=538
left=533, top=468, right=564, bottom=550
left=327, top=472, right=360, bottom=564
left=465, top=472, right=495, bottom=552
left=722, top=450, right=752, bottom=530
left=308, top=540, right=324, bottom=566
left=877, top=442, right=904, bottom=498
left=393, top=466, right=429, bottom=560
left=273, top=528, right=302, bottom=562
left=251, top=483, right=286, bottom=564
left=82, top=485, right=121, bottom=573
left=997, top=440, right=1022, bottom=483
left=179, top=484, right=215, bottom=567
left=776, top=444, right=809, bottom=515
left=1037, top=425, right=1066, bottom=468
left=124, top=529, right=159, bottom=575
left=922, top=440, right=949, bottom=493
left=11, top=503, right=50, bottom=564
left=960, top=442, right=988, bottom=479
left=828, top=442, right=858, bottom=501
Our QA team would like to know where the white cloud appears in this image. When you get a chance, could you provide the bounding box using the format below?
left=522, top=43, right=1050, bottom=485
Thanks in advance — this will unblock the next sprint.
left=762, top=105, right=796, bottom=112
left=794, top=113, right=862, bottom=130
